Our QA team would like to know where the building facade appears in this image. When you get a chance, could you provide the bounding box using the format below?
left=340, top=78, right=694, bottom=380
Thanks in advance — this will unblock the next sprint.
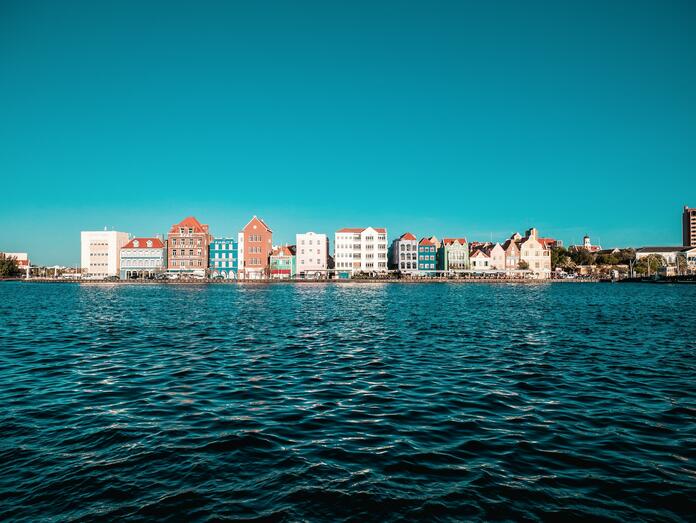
left=119, top=237, right=166, bottom=279
left=1, top=252, right=29, bottom=269
left=296, top=232, right=329, bottom=278
left=502, top=236, right=521, bottom=270
left=389, top=232, right=418, bottom=274
left=684, top=206, right=696, bottom=247
left=417, top=238, right=437, bottom=274
left=237, top=216, right=273, bottom=279
left=80, top=230, right=131, bottom=278
left=487, top=243, right=506, bottom=270
left=438, top=238, right=469, bottom=272
left=470, top=249, right=491, bottom=270
left=635, top=246, right=696, bottom=267
left=518, top=228, right=552, bottom=277
left=167, top=216, right=212, bottom=275
left=209, top=238, right=238, bottom=279
left=570, top=234, right=601, bottom=253
left=270, top=246, right=296, bottom=279
left=334, top=227, right=388, bottom=275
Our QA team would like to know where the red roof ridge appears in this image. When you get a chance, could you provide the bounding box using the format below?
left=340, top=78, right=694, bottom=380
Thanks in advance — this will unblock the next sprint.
left=243, top=215, right=273, bottom=233
left=123, top=237, right=164, bottom=249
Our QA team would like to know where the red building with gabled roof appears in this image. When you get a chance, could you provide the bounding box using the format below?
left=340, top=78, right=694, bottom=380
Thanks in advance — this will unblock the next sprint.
left=238, top=216, right=273, bottom=279
left=167, top=216, right=212, bottom=274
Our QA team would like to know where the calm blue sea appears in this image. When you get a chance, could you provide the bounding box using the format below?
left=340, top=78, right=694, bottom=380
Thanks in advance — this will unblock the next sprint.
left=0, top=282, right=694, bottom=521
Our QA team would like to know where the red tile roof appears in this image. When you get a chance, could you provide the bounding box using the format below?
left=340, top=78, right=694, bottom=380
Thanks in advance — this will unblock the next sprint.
left=419, top=238, right=435, bottom=246
left=337, top=227, right=387, bottom=234
left=271, top=245, right=295, bottom=257
left=169, top=216, right=209, bottom=234
left=399, top=232, right=416, bottom=241
left=443, top=238, right=468, bottom=246
left=122, top=237, right=165, bottom=249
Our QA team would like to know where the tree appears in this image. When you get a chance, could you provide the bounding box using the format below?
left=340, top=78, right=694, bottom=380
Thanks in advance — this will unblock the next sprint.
left=676, top=254, right=688, bottom=275
left=634, top=254, right=665, bottom=275
left=617, top=249, right=636, bottom=265
left=551, top=246, right=568, bottom=269
left=569, top=248, right=595, bottom=266
left=595, top=253, right=619, bottom=265
left=518, top=260, right=529, bottom=270
left=0, top=254, right=21, bottom=278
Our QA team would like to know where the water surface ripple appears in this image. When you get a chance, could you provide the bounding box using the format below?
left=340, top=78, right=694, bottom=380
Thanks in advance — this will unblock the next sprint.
left=0, top=282, right=695, bottom=521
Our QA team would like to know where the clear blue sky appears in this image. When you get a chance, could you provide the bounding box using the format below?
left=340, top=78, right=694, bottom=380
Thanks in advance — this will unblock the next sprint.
left=1, top=0, right=695, bottom=265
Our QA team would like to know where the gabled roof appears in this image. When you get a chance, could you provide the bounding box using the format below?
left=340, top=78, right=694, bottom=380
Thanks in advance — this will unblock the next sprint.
left=419, top=237, right=435, bottom=246
left=443, top=238, right=467, bottom=246
left=170, top=216, right=209, bottom=234
left=123, top=237, right=164, bottom=249
left=501, top=239, right=520, bottom=251
left=243, top=215, right=272, bottom=233
left=337, top=227, right=387, bottom=234
left=470, top=249, right=490, bottom=258
left=399, top=232, right=417, bottom=241
left=271, top=245, right=295, bottom=257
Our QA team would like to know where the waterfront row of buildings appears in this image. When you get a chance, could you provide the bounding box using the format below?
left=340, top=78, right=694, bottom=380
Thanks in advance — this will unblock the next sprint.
left=79, top=216, right=558, bottom=280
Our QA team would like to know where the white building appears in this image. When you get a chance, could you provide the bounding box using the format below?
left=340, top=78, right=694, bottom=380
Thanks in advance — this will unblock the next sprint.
left=81, top=230, right=130, bottom=278
left=119, top=237, right=167, bottom=279
left=389, top=232, right=418, bottom=274
left=296, top=232, right=329, bottom=278
left=635, top=246, right=696, bottom=269
left=334, top=227, right=388, bottom=274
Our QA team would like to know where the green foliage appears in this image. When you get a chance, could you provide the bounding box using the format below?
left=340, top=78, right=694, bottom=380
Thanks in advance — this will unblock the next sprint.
left=0, top=254, right=22, bottom=278
left=634, top=254, right=665, bottom=275
left=550, top=247, right=576, bottom=270
left=568, top=248, right=595, bottom=266
left=518, top=260, right=529, bottom=270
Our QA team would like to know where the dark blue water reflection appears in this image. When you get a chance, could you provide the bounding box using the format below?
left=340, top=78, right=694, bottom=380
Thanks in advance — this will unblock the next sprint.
left=0, top=282, right=694, bottom=521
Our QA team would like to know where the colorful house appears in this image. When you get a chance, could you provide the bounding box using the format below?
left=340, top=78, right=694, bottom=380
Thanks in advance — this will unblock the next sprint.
left=167, top=216, right=212, bottom=275
left=417, top=238, right=437, bottom=274
left=470, top=248, right=491, bottom=271
left=270, top=245, right=296, bottom=279
left=487, top=243, right=506, bottom=270
left=238, top=216, right=273, bottom=279
left=502, top=236, right=521, bottom=270
left=389, top=232, right=418, bottom=273
left=438, top=238, right=469, bottom=272
left=120, top=237, right=166, bottom=279
left=296, top=232, right=329, bottom=278
left=209, top=238, right=238, bottom=279
left=518, top=228, right=552, bottom=278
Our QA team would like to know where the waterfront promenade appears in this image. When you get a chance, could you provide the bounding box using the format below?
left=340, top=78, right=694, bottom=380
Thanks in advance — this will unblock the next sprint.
left=21, top=277, right=602, bottom=284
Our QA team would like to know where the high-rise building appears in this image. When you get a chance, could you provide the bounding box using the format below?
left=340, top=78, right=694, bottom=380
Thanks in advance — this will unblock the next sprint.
left=683, top=206, right=696, bottom=247
left=167, top=216, right=212, bottom=275
left=81, top=230, right=131, bottom=278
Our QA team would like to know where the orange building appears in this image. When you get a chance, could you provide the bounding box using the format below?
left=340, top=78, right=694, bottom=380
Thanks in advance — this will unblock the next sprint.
left=237, top=216, right=273, bottom=279
left=167, top=216, right=213, bottom=275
